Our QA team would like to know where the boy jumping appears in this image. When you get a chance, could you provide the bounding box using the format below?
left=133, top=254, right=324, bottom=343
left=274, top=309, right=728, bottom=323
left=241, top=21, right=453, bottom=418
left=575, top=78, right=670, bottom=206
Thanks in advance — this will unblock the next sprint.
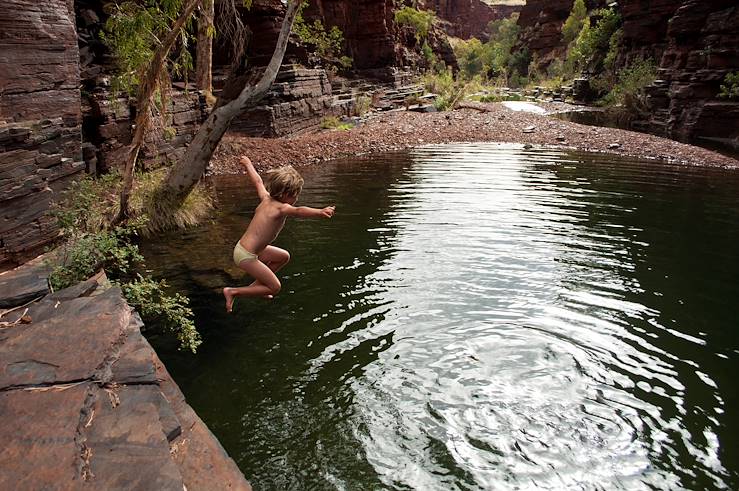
left=223, top=156, right=335, bottom=312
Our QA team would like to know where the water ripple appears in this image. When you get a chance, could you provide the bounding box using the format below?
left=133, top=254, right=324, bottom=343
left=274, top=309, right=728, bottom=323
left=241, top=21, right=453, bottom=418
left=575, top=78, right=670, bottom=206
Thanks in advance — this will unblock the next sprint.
left=144, top=143, right=739, bottom=490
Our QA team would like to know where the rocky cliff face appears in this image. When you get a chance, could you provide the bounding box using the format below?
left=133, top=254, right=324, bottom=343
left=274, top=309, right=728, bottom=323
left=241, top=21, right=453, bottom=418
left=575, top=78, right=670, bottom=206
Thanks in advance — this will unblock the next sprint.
left=515, top=0, right=571, bottom=67
left=302, top=0, right=398, bottom=71
left=0, top=0, right=84, bottom=270
left=419, top=0, right=521, bottom=41
left=647, top=0, right=739, bottom=147
left=619, top=0, right=681, bottom=64
left=517, top=0, right=738, bottom=148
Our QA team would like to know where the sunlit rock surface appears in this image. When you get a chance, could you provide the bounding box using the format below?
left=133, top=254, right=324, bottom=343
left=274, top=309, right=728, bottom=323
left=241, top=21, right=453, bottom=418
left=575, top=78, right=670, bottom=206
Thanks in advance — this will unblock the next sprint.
left=0, top=0, right=84, bottom=271
left=0, top=270, right=251, bottom=490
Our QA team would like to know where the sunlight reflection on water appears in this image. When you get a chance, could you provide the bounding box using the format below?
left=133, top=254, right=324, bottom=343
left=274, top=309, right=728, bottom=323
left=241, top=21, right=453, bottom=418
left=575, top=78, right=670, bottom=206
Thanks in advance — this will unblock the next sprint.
left=144, top=144, right=739, bottom=490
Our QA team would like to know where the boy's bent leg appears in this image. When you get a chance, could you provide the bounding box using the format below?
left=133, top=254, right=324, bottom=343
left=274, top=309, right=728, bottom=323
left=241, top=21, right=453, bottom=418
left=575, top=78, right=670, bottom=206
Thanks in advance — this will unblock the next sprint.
left=241, top=246, right=291, bottom=293
left=223, top=259, right=281, bottom=312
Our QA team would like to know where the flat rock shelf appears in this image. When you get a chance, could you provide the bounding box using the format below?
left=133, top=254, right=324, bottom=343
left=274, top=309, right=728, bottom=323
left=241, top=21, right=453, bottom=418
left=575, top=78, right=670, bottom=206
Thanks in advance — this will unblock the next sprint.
left=0, top=265, right=251, bottom=490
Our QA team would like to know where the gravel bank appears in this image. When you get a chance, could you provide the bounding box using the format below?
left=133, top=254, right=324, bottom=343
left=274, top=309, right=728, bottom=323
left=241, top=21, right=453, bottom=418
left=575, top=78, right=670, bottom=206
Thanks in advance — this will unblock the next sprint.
left=209, top=102, right=739, bottom=174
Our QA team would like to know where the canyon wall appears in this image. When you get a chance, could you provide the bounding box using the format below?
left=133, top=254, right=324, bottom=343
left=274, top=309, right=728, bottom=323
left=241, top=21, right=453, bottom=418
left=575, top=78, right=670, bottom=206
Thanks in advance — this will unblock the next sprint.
left=514, top=0, right=572, bottom=68
left=0, top=0, right=84, bottom=270
left=302, top=0, right=399, bottom=72
left=516, top=0, right=738, bottom=148
left=647, top=0, right=739, bottom=147
left=420, top=0, right=521, bottom=41
left=619, top=0, right=681, bottom=64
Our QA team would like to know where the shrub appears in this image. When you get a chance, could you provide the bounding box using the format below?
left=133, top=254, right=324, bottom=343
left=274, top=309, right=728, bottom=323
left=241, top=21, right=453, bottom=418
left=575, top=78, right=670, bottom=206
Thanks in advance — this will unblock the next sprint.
left=421, top=41, right=435, bottom=65
left=422, top=67, right=468, bottom=110
left=394, top=7, right=436, bottom=42
left=719, top=72, right=739, bottom=99
left=354, top=95, right=372, bottom=116
left=562, top=0, right=587, bottom=45
left=49, top=175, right=202, bottom=352
left=294, top=5, right=352, bottom=70
left=49, top=224, right=143, bottom=292
left=121, top=276, right=201, bottom=353
left=599, top=57, right=658, bottom=114
left=320, top=116, right=353, bottom=130
left=449, top=14, right=520, bottom=83
left=567, top=7, right=621, bottom=73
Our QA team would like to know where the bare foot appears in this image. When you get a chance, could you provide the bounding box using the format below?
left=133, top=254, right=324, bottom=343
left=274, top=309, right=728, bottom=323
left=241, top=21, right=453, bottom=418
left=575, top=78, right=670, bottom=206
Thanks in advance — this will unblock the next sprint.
left=223, top=287, right=235, bottom=313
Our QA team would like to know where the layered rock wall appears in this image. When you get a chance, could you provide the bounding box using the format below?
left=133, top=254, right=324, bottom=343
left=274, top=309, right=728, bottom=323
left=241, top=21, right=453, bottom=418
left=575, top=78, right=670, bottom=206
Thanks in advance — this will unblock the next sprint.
left=232, top=66, right=336, bottom=137
left=82, top=88, right=208, bottom=173
left=619, top=0, right=681, bottom=64
left=648, top=0, right=739, bottom=147
left=514, top=0, right=571, bottom=68
left=0, top=0, right=84, bottom=271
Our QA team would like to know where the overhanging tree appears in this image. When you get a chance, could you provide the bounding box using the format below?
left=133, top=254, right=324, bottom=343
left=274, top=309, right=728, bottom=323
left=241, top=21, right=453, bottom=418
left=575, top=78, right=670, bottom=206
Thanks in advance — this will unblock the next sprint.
left=110, top=0, right=303, bottom=223
left=162, top=0, right=303, bottom=204
left=115, top=0, right=202, bottom=223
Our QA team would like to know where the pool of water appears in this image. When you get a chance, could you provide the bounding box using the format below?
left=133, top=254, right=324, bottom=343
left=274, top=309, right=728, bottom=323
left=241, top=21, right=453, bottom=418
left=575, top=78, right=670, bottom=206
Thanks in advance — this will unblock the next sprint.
left=142, top=144, right=739, bottom=490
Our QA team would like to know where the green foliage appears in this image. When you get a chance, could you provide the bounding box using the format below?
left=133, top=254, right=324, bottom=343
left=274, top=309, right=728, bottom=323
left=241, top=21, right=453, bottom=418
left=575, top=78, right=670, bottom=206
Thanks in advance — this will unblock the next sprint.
left=451, top=14, right=521, bottom=83
left=507, top=48, right=531, bottom=80
left=422, top=67, right=468, bottom=110
left=421, top=41, right=435, bottom=65
left=354, top=95, right=372, bottom=116
left=567, top=8, right=621, bottom=72
left=599, top=57, right=657, bottom=114
left=49, top=175, right=203, bottom=352
left=320, top=116, right=353, bottom=130
left=719, top=72, right=739, bottom=99
left=294, top=4, right=352, bottom=70
left=101, top=0, right=196, bottom=96
left=562, top=0, right=587, bottom=45
left=49, top=225, right=143, bottom=292
left=454, top=38, right=485, bottom=80
left=603, top=28, right=623, bottom=72
left=121, top=276, right=201, bottom=353
left=163, top=126, right=177, bottom=140
left=53, top=172, right=120, bottom=233
left=394, top=7, right=436, bottom=42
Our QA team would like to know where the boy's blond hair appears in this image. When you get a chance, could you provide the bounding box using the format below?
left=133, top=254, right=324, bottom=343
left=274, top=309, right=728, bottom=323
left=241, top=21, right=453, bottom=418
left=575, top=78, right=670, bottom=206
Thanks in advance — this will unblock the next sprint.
left=264, top=165, right=304, bottom=199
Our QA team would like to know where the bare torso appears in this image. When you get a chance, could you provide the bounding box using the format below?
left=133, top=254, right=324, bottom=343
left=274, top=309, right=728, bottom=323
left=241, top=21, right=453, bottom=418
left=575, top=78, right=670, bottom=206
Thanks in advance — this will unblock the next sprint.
left=240, top=198, right=287, bottom=254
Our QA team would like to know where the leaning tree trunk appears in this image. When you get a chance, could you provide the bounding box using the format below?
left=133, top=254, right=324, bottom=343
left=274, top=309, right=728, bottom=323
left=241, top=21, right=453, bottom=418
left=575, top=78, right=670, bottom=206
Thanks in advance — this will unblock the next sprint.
left=163, top=0, right=302, bottom=202
left=196, top=0, right=214, bottom=95
left=116, top=0, right=202, bottom=223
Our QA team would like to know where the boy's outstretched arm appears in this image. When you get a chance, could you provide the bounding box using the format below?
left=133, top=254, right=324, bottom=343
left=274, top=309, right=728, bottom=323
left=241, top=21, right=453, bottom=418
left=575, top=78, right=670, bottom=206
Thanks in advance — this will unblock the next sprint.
left=282, top=204, right=335, bottom=219
left=240, top=156, right=270, bottom=200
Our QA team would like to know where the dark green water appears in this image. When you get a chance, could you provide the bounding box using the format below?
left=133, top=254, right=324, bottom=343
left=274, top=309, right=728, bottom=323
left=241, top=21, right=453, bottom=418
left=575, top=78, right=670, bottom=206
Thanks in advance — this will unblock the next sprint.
left=142, top=144, right=739, bottom=490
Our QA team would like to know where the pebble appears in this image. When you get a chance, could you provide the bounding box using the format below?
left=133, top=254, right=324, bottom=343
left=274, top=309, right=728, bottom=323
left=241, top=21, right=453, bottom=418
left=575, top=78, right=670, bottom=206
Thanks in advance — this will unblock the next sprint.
left=208, top=104, right=738, bottom=175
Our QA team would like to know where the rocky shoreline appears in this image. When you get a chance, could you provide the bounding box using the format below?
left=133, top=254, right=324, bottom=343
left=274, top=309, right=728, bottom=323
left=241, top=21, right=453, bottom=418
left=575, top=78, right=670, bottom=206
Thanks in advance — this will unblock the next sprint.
left=209, top=102, right=739, bottom=174
left=0, top=262, right=251, bottom=490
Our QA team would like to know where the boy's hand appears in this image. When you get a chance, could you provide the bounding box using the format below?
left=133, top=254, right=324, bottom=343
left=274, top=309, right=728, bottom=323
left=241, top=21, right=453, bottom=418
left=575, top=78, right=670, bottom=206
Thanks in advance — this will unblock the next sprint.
left=239, top=156, right=253, bottom=167
left=321, top=206, right=335, bottom=218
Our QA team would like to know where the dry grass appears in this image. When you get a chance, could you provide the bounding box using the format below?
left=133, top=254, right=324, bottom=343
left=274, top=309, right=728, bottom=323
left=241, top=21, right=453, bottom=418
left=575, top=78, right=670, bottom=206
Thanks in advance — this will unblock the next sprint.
left=129, top=168, right=214, bottom=235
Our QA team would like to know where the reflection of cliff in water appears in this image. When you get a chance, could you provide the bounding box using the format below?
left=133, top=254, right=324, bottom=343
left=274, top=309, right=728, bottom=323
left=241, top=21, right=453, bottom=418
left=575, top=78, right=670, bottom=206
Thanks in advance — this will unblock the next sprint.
left=139, top=153, right=417, bottom=489
left=551, top=109, right=739, bottom=160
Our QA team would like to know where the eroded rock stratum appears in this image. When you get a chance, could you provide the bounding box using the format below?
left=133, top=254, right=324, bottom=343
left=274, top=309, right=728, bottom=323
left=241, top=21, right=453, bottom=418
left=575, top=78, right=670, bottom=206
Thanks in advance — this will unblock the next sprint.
left=0, top=268, right=251, bottom=490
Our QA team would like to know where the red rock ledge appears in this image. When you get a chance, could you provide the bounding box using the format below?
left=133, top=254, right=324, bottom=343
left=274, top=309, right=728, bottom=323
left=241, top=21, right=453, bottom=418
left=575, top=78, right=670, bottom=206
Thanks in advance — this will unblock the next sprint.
left=0, top=267, right=251, bottom=491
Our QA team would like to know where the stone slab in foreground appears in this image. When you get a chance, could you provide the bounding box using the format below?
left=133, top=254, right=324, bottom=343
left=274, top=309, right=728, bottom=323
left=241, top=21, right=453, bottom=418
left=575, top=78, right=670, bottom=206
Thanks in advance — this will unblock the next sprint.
left=0, top=267, right=251, bottom=490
